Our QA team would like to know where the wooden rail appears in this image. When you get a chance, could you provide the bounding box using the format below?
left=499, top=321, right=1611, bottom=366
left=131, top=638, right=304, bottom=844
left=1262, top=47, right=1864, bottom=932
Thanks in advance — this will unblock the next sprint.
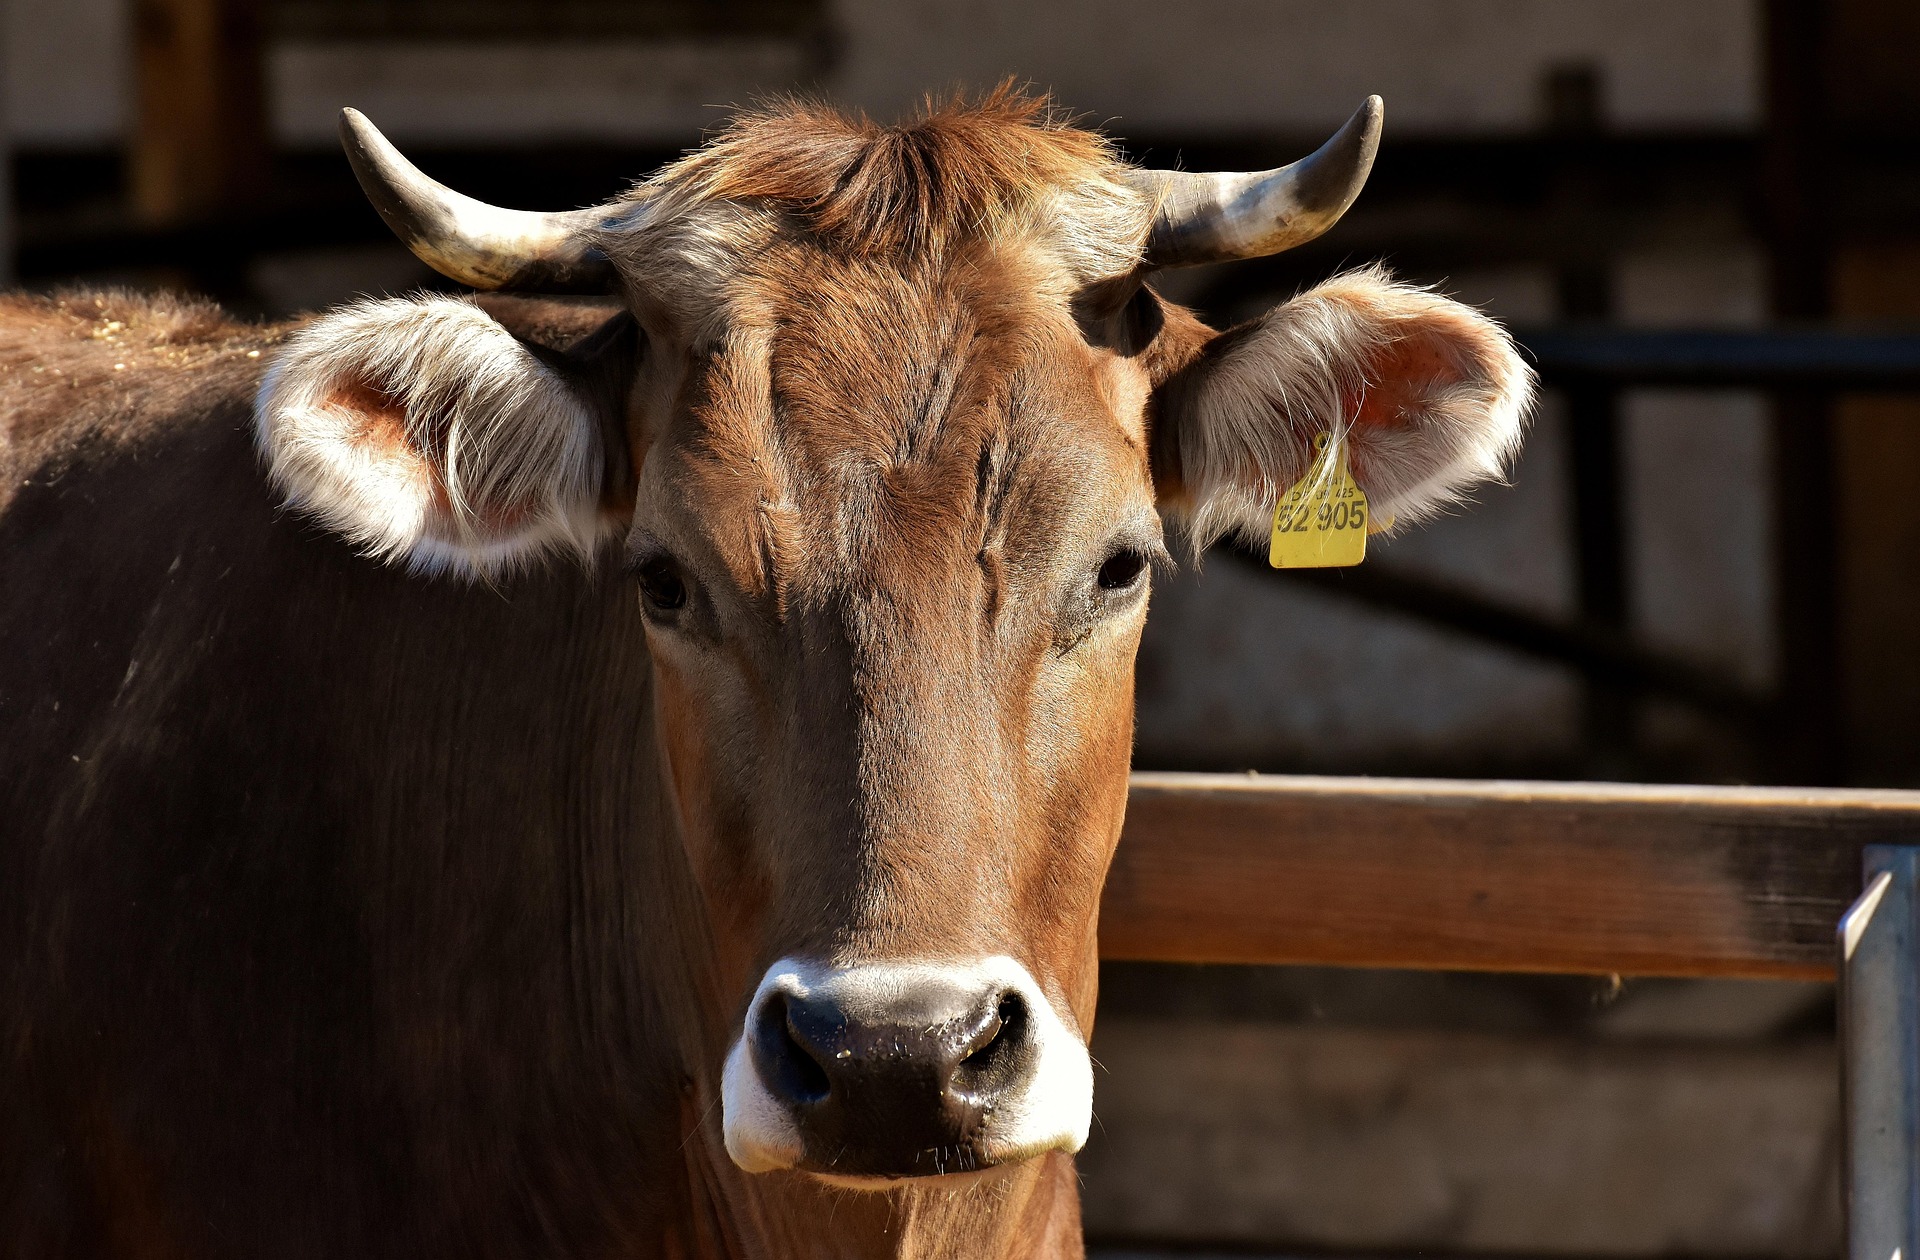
left=1101, top=773, right=1920, bottom=981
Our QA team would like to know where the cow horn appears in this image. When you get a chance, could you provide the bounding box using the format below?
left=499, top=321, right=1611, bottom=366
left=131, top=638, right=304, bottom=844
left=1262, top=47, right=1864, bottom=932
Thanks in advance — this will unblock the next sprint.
left=339, top=108, right=620, bottom=293
left=1129, top=96, right=1383, bottom=269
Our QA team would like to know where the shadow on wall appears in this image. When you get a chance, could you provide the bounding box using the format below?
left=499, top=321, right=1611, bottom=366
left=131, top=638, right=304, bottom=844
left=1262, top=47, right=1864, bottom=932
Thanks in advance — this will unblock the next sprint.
left=1080, top=963, right=1839, bottom=1257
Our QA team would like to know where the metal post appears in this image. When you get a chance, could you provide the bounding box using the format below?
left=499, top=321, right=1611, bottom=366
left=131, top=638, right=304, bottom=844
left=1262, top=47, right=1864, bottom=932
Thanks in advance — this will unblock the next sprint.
left=1841, top=845, right=1920, bottom=1260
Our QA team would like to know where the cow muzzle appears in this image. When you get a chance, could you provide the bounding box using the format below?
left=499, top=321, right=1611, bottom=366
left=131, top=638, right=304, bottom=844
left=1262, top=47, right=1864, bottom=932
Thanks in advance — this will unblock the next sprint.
left=721, top=957, right=1093, bottom=1182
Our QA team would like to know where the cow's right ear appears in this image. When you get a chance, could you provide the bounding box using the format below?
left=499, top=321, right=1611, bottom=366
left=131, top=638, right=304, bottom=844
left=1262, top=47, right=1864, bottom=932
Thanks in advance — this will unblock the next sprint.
left=255, top=295, right=638, bottom=579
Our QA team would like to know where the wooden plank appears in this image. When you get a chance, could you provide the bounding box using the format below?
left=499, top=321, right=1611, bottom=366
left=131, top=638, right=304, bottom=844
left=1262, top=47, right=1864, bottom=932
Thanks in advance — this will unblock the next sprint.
left=1101, top=773, right=1920, bottom=980
left=0, top=0, right=9, bottom=286
left=132, top=0, right=269, bottom=223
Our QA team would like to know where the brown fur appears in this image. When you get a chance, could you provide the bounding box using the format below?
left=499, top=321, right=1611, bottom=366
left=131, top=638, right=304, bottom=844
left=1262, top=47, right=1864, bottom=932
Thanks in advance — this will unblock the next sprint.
left=5, top=91, right=1529, bottom=1260
left=649, top=84, right=1132, bottom=261
left=0, top=290, right=280, bottom=508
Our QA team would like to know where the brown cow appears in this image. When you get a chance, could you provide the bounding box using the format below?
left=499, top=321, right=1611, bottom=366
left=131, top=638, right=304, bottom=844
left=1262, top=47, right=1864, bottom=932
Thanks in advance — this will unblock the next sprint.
left=0, top=88, right=1530, bottom=1257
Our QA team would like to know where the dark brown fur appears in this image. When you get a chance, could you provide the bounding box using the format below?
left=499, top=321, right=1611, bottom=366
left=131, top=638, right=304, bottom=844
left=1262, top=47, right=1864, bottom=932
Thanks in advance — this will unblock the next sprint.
left=1, top=292, right=693, bottom=1257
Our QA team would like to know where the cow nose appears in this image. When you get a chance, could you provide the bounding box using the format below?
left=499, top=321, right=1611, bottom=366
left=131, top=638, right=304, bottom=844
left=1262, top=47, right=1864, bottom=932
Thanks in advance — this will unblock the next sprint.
left=749, top=982, right=1034, bottom=1177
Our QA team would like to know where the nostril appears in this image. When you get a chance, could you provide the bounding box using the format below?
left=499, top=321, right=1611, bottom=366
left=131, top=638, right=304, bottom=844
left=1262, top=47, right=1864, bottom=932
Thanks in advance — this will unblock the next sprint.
left=956, top=991, right=1028, bottom=1082
left=753, top=994, right=832, bottom=1104
left=782, top=1009, right=833, bottom=1102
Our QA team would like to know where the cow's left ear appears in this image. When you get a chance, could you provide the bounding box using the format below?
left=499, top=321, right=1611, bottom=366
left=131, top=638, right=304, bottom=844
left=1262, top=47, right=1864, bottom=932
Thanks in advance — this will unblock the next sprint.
left=1150, top=267, right=1534, bottom=550
left=256, top=295, right=638, bottom=579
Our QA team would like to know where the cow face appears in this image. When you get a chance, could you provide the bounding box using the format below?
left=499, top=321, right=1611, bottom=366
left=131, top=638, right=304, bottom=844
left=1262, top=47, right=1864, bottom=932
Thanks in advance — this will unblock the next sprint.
left=255, top=90, right=1532, bottom=1187
left=622, top=239, right=1160, bottom=1179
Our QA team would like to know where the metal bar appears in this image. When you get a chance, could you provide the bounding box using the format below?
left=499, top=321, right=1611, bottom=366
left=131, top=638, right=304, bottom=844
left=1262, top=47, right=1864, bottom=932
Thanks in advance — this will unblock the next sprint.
left=1519, top=328, right=1920, bottom=390
left=1841, top=845, right=1920, bottom=1260
left=1567, top=379, right=1635, bottom=771
left=1770, top=387, right=1846, bottom=784
left=1250, top=556, right=1771, bottom=724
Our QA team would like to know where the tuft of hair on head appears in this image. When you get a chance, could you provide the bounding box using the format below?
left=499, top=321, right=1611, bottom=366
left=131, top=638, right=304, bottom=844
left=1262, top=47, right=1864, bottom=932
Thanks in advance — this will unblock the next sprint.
left=633, top=81, right=1149, bottom=271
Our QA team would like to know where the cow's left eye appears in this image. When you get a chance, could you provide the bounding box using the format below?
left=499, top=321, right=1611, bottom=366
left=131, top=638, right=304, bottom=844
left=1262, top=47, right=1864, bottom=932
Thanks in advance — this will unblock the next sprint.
left=1096, top=548, right=1149, bottom=591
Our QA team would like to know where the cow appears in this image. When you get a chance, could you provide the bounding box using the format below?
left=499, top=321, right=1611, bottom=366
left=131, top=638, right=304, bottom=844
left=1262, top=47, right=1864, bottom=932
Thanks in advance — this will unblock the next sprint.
left=0, top=87, right=1531, bottom=1258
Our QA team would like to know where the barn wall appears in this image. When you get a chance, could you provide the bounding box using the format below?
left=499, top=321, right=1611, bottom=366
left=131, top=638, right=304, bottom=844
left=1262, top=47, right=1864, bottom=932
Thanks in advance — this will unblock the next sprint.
left=8, top=0, right=1760, bottom=147
left=1076, top=963, right=1839, bottom=1256
left=830, top=0, right=1759, bottom=137
left=4, top=0, right=129, bottom=146
left=278, top=0, right=1759, bottom=144
left=1080, top=1019, right=1839, bottom=1255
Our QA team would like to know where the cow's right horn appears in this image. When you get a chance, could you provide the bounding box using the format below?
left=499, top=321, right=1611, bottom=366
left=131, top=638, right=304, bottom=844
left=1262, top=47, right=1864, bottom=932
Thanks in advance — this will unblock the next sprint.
left=340, top=108, right=620, bottom=293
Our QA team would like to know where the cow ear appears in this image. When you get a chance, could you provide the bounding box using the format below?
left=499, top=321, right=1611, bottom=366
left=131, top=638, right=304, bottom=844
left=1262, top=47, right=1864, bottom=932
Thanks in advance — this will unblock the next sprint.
left=1151, top=267, right=1534, bottom=552
left=256, top=295, right=638, bottom=579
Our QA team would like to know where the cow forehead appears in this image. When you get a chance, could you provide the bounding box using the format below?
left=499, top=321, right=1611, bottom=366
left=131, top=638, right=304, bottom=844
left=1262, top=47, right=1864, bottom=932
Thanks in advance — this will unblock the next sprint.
left=754, top=244, right=1136, bottom=464
left=639, top=248, right=1155, bottom=602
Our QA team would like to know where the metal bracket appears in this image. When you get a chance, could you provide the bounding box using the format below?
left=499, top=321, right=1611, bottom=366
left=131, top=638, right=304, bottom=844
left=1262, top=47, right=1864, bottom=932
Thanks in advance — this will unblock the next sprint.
left=1841, top=845, right=1920, bottom=1260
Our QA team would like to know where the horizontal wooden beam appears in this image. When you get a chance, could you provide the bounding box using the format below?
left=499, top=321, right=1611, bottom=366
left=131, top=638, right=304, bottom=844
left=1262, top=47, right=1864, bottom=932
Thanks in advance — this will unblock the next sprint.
left=1101, top=773, right=1920, bottom=981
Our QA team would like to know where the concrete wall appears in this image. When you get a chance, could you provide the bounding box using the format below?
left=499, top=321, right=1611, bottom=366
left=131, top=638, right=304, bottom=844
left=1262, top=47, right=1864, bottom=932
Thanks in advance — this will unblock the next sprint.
left=6, top=0, right=128, bottom=146
left=1080, top=1019, right=1839, bottom=1255
left=830, top=0, right=1760, bottom=137
left=9, top=0, right=1759, bottom=148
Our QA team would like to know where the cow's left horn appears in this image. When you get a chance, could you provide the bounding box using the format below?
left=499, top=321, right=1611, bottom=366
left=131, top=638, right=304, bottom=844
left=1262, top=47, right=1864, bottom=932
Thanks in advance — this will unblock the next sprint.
left=340, top=108, right=620, bottom=293
left=1128, top=96, right=1383, bottom=269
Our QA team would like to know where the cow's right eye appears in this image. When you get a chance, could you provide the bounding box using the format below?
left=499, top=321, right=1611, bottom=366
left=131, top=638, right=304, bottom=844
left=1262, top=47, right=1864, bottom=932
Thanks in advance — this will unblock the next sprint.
left=634, top=557, right=688, bottom=613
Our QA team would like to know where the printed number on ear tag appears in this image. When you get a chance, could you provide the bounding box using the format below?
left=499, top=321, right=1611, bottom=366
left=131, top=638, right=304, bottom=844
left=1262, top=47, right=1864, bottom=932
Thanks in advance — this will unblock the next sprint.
left=1268, top=433, right=1368, bottom=569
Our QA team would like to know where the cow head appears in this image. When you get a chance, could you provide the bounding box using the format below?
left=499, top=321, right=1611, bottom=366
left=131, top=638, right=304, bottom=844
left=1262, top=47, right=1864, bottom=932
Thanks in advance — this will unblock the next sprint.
left=256, top=89, right=1530, bottom=1189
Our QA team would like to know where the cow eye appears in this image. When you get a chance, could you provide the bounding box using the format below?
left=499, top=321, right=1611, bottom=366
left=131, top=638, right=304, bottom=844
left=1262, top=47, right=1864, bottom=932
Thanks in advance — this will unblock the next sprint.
left=1096, top=548, right=1149, bottom=591
left=634, top=556, right=688, bottom=613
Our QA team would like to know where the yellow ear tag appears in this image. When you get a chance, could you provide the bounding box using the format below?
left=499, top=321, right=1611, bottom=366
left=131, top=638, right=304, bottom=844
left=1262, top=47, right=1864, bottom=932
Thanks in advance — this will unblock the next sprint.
left=1268, top=433, right=1369, bottom=569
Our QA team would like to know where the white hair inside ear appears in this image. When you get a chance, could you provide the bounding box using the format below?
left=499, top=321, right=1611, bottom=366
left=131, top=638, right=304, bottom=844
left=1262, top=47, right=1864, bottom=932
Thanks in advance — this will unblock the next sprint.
left=255, top=295, right=616, bottom=579
left=1159, top=267, right=1535, bottom=556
